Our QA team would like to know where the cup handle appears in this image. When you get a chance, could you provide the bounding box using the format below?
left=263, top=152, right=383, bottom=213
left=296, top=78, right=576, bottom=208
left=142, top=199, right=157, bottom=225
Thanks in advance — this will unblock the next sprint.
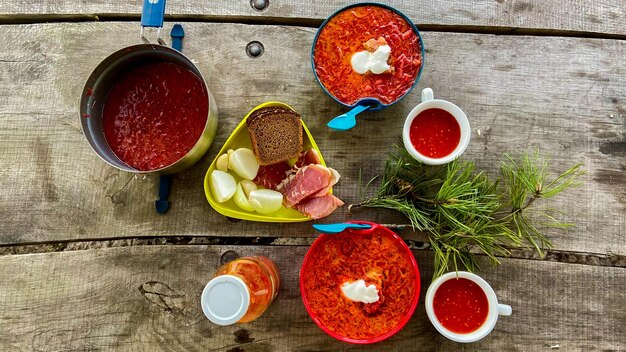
left=421, top=88, right=434, bottom=102
left=497, top=303, right=512, bottom=316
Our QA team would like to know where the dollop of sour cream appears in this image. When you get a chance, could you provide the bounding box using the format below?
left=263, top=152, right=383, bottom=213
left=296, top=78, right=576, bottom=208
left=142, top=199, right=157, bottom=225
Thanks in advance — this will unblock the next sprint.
left=350, top=45, right=392, bottom=75
left=341, top=280, right=380, bottom=303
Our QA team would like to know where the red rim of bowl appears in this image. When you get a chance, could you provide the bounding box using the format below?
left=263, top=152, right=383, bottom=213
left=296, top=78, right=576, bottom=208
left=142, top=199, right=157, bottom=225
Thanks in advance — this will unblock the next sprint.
left=299, top=221, right=421, bottom=344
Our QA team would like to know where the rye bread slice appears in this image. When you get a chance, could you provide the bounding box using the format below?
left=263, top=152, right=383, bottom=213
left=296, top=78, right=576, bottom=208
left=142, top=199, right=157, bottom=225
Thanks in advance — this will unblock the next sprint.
left=247, top=107, right=303, bottom=165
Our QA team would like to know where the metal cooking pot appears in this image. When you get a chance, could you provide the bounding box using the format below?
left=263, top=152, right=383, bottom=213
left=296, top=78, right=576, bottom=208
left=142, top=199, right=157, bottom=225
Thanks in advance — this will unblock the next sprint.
left=311, top=2, right=425, bottom=131
left=79, top=0, right=218, bottom=175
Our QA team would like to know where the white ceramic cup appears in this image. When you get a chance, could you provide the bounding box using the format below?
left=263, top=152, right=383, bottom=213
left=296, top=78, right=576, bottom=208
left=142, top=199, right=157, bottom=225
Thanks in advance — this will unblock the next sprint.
left=425, top=271, right=512, bottom=343
left=403, top=88, right=471, bottom=165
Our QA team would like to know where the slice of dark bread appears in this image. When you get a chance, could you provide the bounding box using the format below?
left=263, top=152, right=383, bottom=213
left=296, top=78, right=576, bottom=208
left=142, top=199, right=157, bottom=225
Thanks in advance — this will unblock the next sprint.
left=247, top=107, right=303, bottom=165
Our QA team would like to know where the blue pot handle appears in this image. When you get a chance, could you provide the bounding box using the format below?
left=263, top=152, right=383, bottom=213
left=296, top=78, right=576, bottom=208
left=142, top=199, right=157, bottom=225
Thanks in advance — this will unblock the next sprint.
left=170, top=24, right=184, bottom=51
left=141, top=0, right=167, bottom=44
left=155, top=174, right=172, bottom=214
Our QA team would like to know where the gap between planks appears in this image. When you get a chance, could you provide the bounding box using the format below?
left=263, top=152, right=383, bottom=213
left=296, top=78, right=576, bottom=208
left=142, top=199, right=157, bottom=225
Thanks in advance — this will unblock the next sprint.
left=1, top=14, right=626, bottom=41
left=0, top=235, right=624, bottom=269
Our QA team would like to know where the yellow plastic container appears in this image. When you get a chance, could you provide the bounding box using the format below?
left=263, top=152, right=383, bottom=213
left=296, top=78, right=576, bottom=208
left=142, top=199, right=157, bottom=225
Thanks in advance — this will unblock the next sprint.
left=204, top=101, right=329, bottom=222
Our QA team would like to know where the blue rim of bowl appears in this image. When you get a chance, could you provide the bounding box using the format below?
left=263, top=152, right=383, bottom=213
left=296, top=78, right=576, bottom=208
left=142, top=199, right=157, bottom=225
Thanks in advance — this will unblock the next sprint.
left=310, top=2, right=425, bottom=111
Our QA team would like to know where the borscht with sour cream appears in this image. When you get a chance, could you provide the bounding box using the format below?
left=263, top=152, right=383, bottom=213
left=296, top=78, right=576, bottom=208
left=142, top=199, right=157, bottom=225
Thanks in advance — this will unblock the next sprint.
left=103, top=61, right=208, bottom=171
left=313, top=5, right=422, bottom=106
left=300, top=224, right=419, bottom=342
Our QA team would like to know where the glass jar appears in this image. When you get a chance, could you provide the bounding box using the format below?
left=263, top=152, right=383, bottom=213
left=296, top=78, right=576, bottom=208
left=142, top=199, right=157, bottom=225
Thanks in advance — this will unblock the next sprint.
left=201, top=256, right=280, bottom=325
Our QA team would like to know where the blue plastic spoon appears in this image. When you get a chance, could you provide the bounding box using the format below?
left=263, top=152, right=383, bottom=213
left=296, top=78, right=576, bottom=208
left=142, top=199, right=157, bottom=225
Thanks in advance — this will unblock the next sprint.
left=326, top=105, right=370, bottom=131
left=313, top=223, right=372, bottom=234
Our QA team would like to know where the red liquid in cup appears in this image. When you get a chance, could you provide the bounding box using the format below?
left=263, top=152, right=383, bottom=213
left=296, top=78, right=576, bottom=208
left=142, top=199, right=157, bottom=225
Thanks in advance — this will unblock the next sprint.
left=409, top=108, right=461, bottom=159
left=433, top=277, right=489, bottom=334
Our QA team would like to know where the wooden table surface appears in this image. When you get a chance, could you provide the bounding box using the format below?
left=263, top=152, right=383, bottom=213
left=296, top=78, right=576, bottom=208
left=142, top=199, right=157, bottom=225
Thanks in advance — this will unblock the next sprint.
left=0, top=1, right=624, bottom=351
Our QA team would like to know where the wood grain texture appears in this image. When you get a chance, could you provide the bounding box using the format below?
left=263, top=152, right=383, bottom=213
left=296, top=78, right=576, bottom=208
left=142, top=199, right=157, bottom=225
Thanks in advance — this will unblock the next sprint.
left=0, top=0, right=625, bottom=36
left=0, top=245, right=623, bottom=351
left=0, top=22, right=624, bottom=256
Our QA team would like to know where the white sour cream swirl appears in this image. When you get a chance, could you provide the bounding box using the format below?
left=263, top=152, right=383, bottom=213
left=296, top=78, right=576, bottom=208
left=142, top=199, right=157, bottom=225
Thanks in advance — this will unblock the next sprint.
left=350, top=45, right=392, bottom=75
left=341, top=280, right=380, bottom=303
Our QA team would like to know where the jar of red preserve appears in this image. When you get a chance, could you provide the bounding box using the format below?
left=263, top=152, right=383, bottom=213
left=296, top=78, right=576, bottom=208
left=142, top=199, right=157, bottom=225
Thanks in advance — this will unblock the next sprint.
left=201, top=256, right=280, bottom=325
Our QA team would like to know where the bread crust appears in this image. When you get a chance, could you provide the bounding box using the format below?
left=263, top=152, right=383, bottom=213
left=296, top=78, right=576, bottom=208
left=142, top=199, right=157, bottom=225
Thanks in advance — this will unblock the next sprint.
left=247, top=107, right=303, bottom=165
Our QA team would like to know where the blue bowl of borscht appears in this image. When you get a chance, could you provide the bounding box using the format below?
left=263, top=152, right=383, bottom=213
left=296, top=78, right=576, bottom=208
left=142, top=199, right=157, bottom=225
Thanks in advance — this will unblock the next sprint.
left=311, top=3, right=425, bottom=113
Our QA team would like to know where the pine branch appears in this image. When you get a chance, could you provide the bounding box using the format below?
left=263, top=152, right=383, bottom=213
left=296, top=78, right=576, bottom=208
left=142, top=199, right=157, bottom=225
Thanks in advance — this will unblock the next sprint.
left=351, top=141, right=584, bottom=280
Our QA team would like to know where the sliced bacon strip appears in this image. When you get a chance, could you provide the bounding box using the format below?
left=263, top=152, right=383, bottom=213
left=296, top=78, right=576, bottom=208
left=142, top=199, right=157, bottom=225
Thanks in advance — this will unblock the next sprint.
left=254, top=161, right=292, bottom=190
left=278, top=164, right=332, bottom=207
left=311, top=167, right=340, bottom=197
left=296, top=194, right=345, bottom=220
left=294, top=148, right=322, bottom=168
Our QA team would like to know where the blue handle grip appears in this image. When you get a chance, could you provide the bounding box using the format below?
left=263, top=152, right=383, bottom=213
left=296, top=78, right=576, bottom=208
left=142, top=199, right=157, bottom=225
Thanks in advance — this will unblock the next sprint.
left=141, top=0, right=166, bottom=28
left=155, top=174, right=172, bottom=214
left=170, top=24, right=184, bottom=51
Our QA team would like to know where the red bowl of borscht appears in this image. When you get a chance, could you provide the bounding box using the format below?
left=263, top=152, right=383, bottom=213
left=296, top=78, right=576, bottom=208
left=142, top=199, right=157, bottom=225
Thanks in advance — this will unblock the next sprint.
left=300, top=221, right=420, bottom=344
left=311, top=3, right=424, bottom=112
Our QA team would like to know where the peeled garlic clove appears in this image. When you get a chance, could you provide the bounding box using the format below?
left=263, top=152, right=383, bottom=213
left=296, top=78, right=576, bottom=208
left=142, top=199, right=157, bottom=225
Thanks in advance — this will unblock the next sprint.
left=216, top=153, right=229, bottom=172
left=248, top=189, right=283, bottom=214
left=240, top=180, right=258, bottom=198
left=229, top=148, right=259, bottom=180
left=210, top=170, right=236, bottom=203
left=233, top=182, right=255, bottom=212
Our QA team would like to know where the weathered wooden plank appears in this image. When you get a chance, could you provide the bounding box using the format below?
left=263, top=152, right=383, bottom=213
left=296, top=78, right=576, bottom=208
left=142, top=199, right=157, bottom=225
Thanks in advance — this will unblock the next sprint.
left=0, top=0, right=625, bottom=37
left=0, top=245, right=623, bottom=351
left=0, top=22, right=624, bottom=255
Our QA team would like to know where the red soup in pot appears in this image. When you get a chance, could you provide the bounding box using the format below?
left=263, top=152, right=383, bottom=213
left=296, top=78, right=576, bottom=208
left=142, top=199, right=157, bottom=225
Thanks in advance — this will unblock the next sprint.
left=409, top=108, right=461, bottom=158
left=313, top=5, right=422, bottom=105
left=433, top=278, right=489, bottom=334
left=103, top=61, right=208, bottom=171
left=301, top=226, right=419, bottom=341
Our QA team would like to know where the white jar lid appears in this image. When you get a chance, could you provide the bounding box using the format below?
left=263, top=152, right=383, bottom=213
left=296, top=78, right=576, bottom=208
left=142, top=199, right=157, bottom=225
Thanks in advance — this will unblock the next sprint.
left=201, top=274, right=250, bottom=326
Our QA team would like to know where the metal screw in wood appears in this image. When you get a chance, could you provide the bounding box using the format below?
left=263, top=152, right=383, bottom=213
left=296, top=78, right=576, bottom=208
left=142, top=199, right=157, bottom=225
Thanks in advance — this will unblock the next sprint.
left=251, top=0, right=269, bottom=11
left=246, top=41, right=264, bottom=58
left=220, top=250, right=240, bottom=265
